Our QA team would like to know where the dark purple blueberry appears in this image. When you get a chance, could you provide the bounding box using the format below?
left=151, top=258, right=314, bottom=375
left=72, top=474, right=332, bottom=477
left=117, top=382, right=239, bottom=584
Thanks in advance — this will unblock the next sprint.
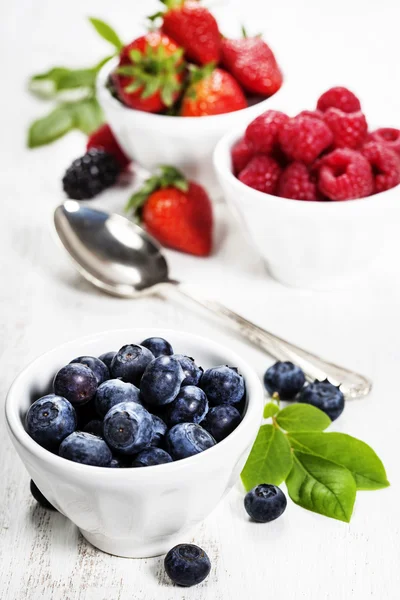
left=244, top=484, right=287, bottom=523
left=83, top=419, right=103, bottom=437
left=298, top=379, right=344, bottom=421
left=140, top=355, right=185, bottom=407
left=98, top=351, right=116, bottom=370
left=150, top=414, right=167, bottom=447
left=132, top=447, right=173, bottom=467
left=200, top=366, right=245, bottom=407
left=166, top=423, right=215, bottom=460
left=70, top=355, right=109, bottom=385
left=25, top=394, right=76, bottom=449
left=30, top=480, right=56, bottom=510
left=167, top=386, right=208, bottom=427
left=174, top=355, right=203, bottom=386
left=95, top=379, right=141, bottom=418
left=103, top=401, right=154, bottom=455
left=203, top=405, right=241, bottom=442
left=109, top=456, right=130, bottom=468
left=263, top=361, right=305, bottom=400
left=59, top=431, right=112, bottom=466
left=164, top=544, right=211, bottom=587
left=54, top=363, right=98, bottom=406
left=141, top=337, right=173, bottom=358
left=110, top=344, right=154, bottom=384
left=75, top=399, right=97, bottom=429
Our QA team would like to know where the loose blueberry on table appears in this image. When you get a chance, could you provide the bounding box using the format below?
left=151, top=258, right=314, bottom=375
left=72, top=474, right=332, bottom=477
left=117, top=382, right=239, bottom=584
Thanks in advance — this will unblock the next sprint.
left=244, top=484, right=287, bottom=523
left=164, top=544, right=211, bottom=587
left=263, top=361, right=306, bottom=400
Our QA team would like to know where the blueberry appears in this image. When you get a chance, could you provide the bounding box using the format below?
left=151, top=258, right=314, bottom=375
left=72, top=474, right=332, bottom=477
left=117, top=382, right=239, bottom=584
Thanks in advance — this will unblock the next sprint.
left=263, top=361, right=305, bottom=400
left=109, top=456, right=129, bottom=468
left=164, top=544, right=211, bottom=587
left=167, top=386, right=208, bottom=427
left=141, top=337, right=173, bottom=358
left=70, top=355, right=109, bottom=385
left=95, top=378, right=141, bottom=418
left=75, top=399, right=98, bottom=429
left=30, top=480, right=56, bottom=510
left=203, top=405, right=241, bottom=442
left=54, top=363, right=98, bottom=406
left=25, top=394, right=76, bottom=449
left=98, top=351, right=116, bottom=370
left=140, top=355, right=185, bottom=407
left=59, top=431, right=112, bottom=466
left=103, top=401, right=154, bottom=455
left=244, top=484, right=287, bottom=523
left=110, top=344, right=154, bottom=385
left=83, top=419, right=103, bottom=437
left=174, top=355, right=203, bottom=386
left=150, top=414, right=167, bottom=447
left=200, top=365, right=245, bottom=407
left=298, top=379, right=344, bottom=421
left=166, top=423, right=215, bottom=460
left=132, top=447, right=173, bottom=467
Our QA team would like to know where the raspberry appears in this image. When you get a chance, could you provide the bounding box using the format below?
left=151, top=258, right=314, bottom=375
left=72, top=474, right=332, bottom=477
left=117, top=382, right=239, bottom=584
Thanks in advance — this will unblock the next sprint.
left=231, top=137, right=254, bottom=174
left=318, top=148, right=373, bottom=200
left=323, top=108, right=367, bottom=149
left=238, top=155, right=281, bottom=194
left=87, top=124, right=130, bottom=169
left=245, top=110, right=289, bottom=154
left=367, top=128, right=400, bottom=157
left=278, top=115, right=333, bottom=164
left=361, top=142, right=400, bottom=193
left=317, top=87, right=361, bottom=113
left=62, top=149, right=120, bottom=200
left=278, top=162, right=318, bottom=201
left=297, top=110, right=323, bottom=120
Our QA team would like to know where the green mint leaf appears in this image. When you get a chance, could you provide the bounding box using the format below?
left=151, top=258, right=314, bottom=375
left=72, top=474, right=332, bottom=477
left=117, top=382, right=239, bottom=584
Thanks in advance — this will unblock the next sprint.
left=29, top=67, right=72, bottom=98
left=286, top=451, right=356, bottom=522
left=89, top=17, right=123, bottom=51
left=263, top=402, right=279, bottom=419
left=241, top=424, right=292, bottom=491
left=71, top=98, right=104, bottom=135
left=55, top=68, right=97, bottom=91
left=276, top=404, right=331, bottom=432
left=288, top=432, right=389, bottom=491
left=27, top=105, right=75, bottom=148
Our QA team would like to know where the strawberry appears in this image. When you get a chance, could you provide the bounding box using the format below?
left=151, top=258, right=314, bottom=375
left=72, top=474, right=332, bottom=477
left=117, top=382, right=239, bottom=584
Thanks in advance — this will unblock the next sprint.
left=87, top=124, right=130, bottom=169
left=220, top=30, right=282, bottom=96
left=159, top=0, right=220, bottom=65
left=125, top=166, right=213, bottom=256
left=180, top=64, right=247, bottom=117
left=113, top=32, right=184, bottom=113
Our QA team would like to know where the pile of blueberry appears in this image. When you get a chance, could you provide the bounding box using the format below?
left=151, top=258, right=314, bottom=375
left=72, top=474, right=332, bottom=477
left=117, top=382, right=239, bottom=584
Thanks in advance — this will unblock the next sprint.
left=25, top=337, right=245, bottom=468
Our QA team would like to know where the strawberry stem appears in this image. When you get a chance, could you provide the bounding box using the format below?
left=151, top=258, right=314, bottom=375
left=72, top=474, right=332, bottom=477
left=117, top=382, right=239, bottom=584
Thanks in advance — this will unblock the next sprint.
left=125, top=166, right=189, bottom=215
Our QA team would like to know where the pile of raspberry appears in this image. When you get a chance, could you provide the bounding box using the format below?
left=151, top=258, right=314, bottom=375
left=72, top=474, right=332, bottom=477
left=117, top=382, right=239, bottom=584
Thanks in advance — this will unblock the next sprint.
left=232, top=87, right=400, bottom=201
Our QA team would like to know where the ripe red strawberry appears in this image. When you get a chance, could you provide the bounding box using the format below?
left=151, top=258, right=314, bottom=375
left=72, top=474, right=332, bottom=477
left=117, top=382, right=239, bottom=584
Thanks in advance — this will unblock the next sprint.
left=245, top=110, right=289, bottom=154
left=87, top=124, right=130, bottom=169
left=323, top=108, right=367, bottom=149
left=231, top=137, right=254, bottom=174
left=361, top=142, right=400, bottom=193
left=125, top=166, right=212, bottom=256
left=278, top=115, right=333, bottom=164
left=160, top=0, right=220, bottom=65
left=238, top=155, right=281, bottom=194
left=220, top=35, right=282, bottom=96
left=367, top=128, right=400, bottom=156
left=113, top=32, right=184, bottom=113
left=317, top=148, right=373, bottom=200
left=278, top=162, right=318, bottom=201
left=317, top=87, right=361, bottom=113
left=180, top=64, right=247, bottom=117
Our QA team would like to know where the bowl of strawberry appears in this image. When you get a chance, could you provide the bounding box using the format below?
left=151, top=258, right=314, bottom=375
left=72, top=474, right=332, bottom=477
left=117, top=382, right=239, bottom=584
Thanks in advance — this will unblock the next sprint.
left=96, top=0, right=283, bottom=195
left=214, top=86, right=400, bottom=288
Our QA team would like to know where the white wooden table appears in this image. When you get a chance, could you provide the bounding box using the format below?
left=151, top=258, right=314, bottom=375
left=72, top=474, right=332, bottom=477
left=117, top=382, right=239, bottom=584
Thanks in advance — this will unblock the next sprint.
left=1, top=1, right=400, bottom=598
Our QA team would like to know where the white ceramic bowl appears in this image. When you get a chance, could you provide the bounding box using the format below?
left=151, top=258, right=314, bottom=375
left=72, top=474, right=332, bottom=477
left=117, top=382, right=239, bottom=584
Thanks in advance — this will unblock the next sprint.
left=97, top=58, right=284, bottom=196
left=5, top=328, right=263, bottom=558
left=214, top=127, right=400, bottom=289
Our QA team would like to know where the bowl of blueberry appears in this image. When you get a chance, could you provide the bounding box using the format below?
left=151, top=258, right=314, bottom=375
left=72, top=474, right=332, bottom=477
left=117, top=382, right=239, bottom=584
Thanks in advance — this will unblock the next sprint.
left=5, top=329, right=263, bottom=558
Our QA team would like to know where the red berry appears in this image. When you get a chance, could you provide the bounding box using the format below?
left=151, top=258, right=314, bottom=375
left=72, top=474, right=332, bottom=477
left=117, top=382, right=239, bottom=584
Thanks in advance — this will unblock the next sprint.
left=317, top=87, right=361, bottom=113
left=318, top=148, right=374, bottom=200
left=245, top=110, right=289, bottom=154
left=361, top=142, right=400, bottom=193
left=231, top=137, right=254, bottom=174
left=278, top=115, right=333, bottom=164
left=367, top=128, right=400, bottom=156
left=278, top=162, right=318, bottom=201
left=87, top=124, right=130, bottom=169
left=297, top=109, right=323, bottom=120
left=238, top=155, right=281, bottom=194
left=323, top=108, right=367, bottom=149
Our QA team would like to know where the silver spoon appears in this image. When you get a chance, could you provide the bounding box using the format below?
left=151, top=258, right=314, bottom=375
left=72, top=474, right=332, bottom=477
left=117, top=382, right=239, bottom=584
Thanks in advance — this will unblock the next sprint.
left=54, top=201, right=372, bottom=399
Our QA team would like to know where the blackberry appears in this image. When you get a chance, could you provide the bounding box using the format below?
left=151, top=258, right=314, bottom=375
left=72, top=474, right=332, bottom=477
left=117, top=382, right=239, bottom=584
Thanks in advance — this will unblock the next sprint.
left=62, top=148, right=120, bottom=200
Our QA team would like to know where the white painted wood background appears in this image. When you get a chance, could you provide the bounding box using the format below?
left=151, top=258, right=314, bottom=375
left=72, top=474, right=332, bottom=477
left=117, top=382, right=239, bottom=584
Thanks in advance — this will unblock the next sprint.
left=1, top=0, right=400, bottom=598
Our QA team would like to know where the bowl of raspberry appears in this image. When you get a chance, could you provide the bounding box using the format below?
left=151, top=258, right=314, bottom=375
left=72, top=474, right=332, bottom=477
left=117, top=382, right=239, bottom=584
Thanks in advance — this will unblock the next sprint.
left=214, top=87, right=400, bottom=288
left=5, top=329, right=263, bottom=558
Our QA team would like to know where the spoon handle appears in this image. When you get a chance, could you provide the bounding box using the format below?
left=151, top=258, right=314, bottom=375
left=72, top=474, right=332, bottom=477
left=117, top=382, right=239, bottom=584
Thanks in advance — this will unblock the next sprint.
left=168, top=282, right=372, bottom=400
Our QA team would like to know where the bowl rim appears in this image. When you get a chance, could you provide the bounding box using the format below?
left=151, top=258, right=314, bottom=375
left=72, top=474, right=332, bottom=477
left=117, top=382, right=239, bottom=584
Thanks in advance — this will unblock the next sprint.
left=213, top=126, right=400, bottom=208
left=5, top=328, right=263, bottom=479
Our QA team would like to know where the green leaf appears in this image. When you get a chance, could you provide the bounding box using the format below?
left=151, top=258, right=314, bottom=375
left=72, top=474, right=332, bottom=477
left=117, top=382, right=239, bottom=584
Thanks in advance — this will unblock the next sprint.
left=288, top=432, right=389, bottom=491
left=241, top=424, right=293, bottom=491
left=89, top=17, right=123, bottom=51
left=27, top=105, right=75, bottom=148
left=286, top=452, right=356, bottom=522
left=71, top=98, right=104, bottom=135
left=276, top=404, right=331, bottom=432
left=263, top=402, right=279, bottom=419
